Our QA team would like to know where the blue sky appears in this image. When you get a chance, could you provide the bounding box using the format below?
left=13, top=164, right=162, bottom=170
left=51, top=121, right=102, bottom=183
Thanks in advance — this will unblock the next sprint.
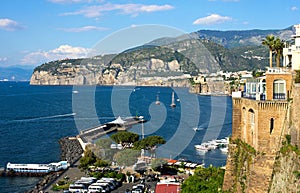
left=1, top=0, right=300, bottom=67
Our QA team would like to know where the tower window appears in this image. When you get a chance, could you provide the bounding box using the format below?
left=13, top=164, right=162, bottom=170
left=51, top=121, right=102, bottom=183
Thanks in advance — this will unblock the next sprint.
left=270, top=118, right=274, bottom=134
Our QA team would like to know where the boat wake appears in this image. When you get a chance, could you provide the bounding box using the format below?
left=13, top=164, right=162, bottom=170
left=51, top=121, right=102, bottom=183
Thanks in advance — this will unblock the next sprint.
left=13, top=113, right=76, bottom=122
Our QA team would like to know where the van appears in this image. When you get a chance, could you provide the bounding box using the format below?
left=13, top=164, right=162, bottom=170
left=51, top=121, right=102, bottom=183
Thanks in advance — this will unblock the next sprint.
left=69, top=183, right=88, bottom=193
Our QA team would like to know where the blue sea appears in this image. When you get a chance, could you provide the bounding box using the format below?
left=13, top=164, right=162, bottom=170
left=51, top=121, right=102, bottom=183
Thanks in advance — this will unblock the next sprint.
left=0, top=81, right=232, bottom=193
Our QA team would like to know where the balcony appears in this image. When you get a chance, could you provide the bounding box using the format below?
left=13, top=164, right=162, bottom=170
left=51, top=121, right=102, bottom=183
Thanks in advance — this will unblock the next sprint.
left=242, top=93, right=256, bottom=99
left=241, top=92, right=266, bottom=100
left=273, top=93, right=286, bottom=100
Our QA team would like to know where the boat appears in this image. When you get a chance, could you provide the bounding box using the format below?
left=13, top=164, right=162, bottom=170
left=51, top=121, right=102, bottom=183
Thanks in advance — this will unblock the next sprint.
left=194, top=137, right=229, bottom=154
left=72, top=90, right=79, bottom=94
left=6, top=161, right=69, bottom=173
left=194, top=144, right=209, bottom=153
left=170, top=92, right=176, bottom=107
left=220, top=147, right=228, bottom=153
left=155, top=94, right=160, bottom=105
left=193, top=127, right=204, bottom=131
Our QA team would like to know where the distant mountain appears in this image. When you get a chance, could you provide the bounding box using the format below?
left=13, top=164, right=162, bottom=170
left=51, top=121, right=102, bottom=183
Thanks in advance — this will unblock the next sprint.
left=0, top=66, right=33, bottom=81
left=30, top=26, right=295, bottom=85
left=194, top=26, right=294, bottom=48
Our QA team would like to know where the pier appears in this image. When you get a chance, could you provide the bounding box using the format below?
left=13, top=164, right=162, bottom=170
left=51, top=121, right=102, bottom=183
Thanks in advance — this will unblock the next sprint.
left=78, top=116, right=146, bottom=143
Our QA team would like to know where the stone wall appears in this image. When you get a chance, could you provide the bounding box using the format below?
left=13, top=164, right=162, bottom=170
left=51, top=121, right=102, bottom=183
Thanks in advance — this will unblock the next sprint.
left=230, top=98, right=289, bottom=153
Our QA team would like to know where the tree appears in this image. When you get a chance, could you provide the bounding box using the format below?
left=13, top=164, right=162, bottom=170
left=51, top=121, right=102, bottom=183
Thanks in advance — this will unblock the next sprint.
left=274, top=37, right=284, bottom=67
left=134, top=136, right=166, bottom=150
left=262, top=34, right=275, bottom=68
left=111, top=131, right=140, bottom=148
left=150, top=158, right=167, bottom=171
left=113, top=149, right=141, bottom=166
left=79, top=149, right=97, bottom=169
left=94, top=158, right=109, bottom=167
left=181, top=166, right=225, bottom=193
left=95, top=138, right=113, bottom=149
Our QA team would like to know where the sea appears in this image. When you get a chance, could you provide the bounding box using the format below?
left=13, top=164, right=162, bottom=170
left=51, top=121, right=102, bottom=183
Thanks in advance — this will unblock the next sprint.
left=0, top=81, right=232, bottom=193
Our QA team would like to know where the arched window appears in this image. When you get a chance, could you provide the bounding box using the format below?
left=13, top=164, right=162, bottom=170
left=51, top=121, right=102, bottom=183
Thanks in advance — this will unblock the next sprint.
left=243, top=107, right=246, bottom=123
left=270, top=118, right=274, bottom=134
left=248, top=109, right=255, bottom=126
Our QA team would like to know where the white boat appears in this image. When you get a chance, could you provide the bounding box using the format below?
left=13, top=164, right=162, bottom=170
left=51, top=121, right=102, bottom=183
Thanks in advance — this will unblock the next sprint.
left=6, top=161, right=69, bottom=173
left=155, top=94, right=160, bottom=105
left=193, top=127, right=204, bottom=131
left=170, top=92, right=176, bottom=107
left=220, top=147, right=228, bottom=153
left=194, top=144, right=209, bottom=153
left=72, top=90, right=79, bottom=94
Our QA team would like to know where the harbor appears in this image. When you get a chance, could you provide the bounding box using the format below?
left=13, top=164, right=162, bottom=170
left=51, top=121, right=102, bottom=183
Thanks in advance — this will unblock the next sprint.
left=78, top=116, right=146, bottom=143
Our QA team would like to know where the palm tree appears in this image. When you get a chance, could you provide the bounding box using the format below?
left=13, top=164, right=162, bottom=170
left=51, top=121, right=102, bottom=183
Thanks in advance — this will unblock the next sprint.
left=274, top=37, right=284, bottom=67
left=262, top=35, right=275, bottom=68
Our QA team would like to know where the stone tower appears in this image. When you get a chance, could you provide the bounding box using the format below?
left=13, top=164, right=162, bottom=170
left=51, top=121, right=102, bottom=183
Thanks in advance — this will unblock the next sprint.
left=223, top=24, right=300, bottom=193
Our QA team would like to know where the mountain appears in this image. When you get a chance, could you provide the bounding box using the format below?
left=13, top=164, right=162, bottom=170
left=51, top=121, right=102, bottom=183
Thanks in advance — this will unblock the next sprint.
left=0, top=66, right=33, bottom=81
left=30, top=26, right=295, bottom=85
left=194, top=26, right=294, bottom=48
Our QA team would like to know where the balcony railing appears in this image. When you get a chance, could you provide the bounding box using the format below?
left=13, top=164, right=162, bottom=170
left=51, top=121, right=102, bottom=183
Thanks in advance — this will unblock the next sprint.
left=273, top=93, right=286, bottom=100
left=242, top=93, right=256, bottom=99
left=241, top=92, right=266, bottom=100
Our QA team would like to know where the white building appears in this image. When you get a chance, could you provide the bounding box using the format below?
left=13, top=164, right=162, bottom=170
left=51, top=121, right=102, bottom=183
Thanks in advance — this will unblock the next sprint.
left=283, top=24, right=300, bottom=70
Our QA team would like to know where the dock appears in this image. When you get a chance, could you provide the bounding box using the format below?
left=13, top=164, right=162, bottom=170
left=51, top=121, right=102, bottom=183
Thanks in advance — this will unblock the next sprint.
left=78, top=116, right=146, bottom=143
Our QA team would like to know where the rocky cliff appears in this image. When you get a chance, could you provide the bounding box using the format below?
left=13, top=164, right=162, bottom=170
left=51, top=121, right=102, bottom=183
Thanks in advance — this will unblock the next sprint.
left=30, top=38, right=260, bottom=86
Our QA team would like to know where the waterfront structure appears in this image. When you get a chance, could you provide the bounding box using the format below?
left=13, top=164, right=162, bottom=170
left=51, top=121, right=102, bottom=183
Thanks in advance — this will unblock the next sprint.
left=223, top=24, right=300, bottom=192
left=6, top=161, right=68, bottom=173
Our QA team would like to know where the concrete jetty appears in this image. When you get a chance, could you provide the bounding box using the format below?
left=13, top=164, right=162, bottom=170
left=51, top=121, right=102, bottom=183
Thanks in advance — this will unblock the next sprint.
left=78, top=116, right=146, bottom=143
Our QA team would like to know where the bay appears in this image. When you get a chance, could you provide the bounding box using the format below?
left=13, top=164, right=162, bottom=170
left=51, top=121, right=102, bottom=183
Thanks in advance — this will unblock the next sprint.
left=0, top=82, right=232, bottom=192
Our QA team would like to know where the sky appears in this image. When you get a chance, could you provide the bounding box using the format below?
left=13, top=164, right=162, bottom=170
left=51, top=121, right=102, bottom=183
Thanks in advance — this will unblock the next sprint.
left=1, top=0, right=300, bottom=68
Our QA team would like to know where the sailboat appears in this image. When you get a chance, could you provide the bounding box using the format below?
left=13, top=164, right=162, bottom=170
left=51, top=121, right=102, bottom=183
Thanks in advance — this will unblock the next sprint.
left=155, top=94, right=160, bottom=105
left=170, top=92, right=176, bottom=107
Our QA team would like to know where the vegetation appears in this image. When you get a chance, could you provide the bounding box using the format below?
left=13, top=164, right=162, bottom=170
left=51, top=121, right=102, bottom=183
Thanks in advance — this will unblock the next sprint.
left=113, top=149, right=141, bottom=166
left=150, top=158, right=168, bottom=171
left=280, top=135, right=300, bottom=155
left=110, top=131, right=139, bottom=148
left=181, top=166, right=225, bottom=193
left=51, top=179, right=71, bottom=191
left=262, top=34, right=275, bottom=68
left=230, top=139, right=256, bottom=193
left=133, top=136, right=166, bottom=151
left=78, top=149, right=109, bottom=170
left=274, top=37, right=285, bottom=67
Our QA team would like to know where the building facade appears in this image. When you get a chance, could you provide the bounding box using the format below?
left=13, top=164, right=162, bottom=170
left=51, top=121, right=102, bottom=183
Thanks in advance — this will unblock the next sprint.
left=223, top=24, right=300, bottom=193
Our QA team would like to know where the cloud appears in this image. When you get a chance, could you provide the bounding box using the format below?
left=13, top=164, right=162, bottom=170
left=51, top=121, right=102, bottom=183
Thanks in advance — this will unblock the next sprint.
left=21, top=45, right=90, bottom=65
left=59, top=25, right=108, bottom=32
left=0, top=57, right=8, bottom=62
left=291, top=6, right=298, bottom=11
left=62, top=3, right=174, bottom=18
left=193, top=14, right=232, bottom=25
left=0, top=18, right=24, bottom=31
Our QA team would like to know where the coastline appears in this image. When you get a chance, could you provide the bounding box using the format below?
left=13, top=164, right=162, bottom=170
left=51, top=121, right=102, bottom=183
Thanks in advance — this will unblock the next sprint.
left=25, top=137, right=83, bottom=193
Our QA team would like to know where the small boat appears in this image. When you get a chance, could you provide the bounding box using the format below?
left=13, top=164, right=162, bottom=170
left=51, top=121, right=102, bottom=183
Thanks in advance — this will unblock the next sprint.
left=72, top=90, right=79, bottom=94
left=220, top=147, right=228, bottom=153
left=170, top=92, right=176, bottom=107
left=193, top=127, right=204, bottom=131
left=194, top=145, right=209, bottom=153
left=155, top=94, right=160, bottom=105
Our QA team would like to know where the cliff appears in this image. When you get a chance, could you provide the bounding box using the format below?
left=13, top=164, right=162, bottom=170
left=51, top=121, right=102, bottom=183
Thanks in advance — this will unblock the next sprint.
left=30, top=37, right=266, bottom=86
